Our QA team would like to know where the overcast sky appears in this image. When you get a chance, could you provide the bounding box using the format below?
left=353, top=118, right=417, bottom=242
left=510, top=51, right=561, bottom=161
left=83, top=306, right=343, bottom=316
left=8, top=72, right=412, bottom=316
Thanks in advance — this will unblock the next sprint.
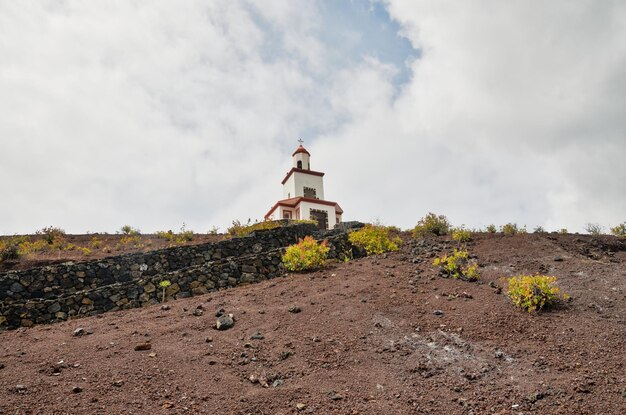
left=1, top=0, right=624, bottom=234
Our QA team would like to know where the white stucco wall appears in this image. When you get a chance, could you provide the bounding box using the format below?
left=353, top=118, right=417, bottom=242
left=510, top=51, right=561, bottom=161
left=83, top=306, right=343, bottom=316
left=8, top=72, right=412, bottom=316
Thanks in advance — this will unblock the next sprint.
left=299, top=200, right=337, bottom=229
left=293, top=152, right=310, bottom=169
left=283, top=171, right=324, bottom=200
left=282, top=175, right=297, bottom=199
left=293, top=173, right=325, bottom=200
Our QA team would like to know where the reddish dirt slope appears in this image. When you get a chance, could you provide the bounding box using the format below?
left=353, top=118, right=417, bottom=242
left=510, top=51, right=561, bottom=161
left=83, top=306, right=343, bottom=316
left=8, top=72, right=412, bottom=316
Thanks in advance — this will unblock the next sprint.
left=1, top=233, right=625, bottom=414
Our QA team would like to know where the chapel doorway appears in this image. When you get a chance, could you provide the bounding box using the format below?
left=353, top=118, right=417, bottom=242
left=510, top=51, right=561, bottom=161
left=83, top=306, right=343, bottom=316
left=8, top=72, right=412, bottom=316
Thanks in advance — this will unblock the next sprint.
left=310, top=209, right=328, bottom=230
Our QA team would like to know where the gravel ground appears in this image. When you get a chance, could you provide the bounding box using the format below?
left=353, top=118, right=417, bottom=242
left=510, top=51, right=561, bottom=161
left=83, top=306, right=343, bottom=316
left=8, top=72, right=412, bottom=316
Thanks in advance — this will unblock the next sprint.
left=1, top=233, right=625, bottom=414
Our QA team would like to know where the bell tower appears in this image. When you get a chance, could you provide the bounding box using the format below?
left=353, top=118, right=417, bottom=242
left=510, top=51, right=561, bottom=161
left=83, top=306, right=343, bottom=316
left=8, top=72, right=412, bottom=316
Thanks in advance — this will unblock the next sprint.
left=292, top=139, right=310, bottom=170
left=265, top=140, right=343, bottom=229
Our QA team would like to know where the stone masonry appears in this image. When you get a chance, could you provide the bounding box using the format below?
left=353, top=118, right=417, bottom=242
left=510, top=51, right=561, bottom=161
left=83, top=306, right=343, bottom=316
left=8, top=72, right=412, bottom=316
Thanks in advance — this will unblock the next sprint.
left=0, top=222, right=361, bottom=330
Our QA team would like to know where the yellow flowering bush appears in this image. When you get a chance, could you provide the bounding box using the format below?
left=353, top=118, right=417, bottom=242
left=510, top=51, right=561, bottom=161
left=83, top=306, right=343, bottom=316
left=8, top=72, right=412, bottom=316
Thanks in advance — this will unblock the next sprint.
left=610, top=222, right=626, bottom=237
left=433, top=249, right=480, bottom=281
left=507, top=275, right=569, bottom=312
left=451, top=227, right=472, bottom=243
left=412, top=213, right=450, bottom=237
left=348, top=224, right=401, bottom=255
left=0, top=240, right=19, bottom=262
left=282, top=236, right=329, bottom=272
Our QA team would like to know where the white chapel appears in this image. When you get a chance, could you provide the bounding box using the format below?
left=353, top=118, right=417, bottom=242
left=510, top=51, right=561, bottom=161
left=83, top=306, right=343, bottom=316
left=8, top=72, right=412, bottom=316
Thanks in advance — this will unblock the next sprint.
left=264, top=142, right=343, bottom=229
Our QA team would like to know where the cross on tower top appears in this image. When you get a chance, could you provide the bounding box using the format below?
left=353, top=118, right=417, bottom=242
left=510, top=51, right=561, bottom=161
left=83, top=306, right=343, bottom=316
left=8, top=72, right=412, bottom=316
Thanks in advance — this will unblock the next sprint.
left=297, top=138, right=304, bottom=145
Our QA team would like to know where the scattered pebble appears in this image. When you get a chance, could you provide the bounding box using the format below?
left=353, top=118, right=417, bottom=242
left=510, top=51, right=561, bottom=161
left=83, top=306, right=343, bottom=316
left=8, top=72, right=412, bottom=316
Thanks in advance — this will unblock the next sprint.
left=296, top=403, right=307, bottom=411
left=148, top=352, right=157, bottom=358
left=134, top=343, right=152, bottom=351
left=72, top=328, right=89, bottom=337
left=433, top=310, right=444, bottom=316
left=112, top=380, right=124, bottom=387
left=193, top=309, right=204, bottom=317
left=288, top=306, right=302, bottom=313
left=160, top=305, right=171, bottom=311
left=215, top=314, right=234, bottom=330
left=250, top=331, right=264, bottom=340
left=327, top=390, right=343, bottom=401
left=72, top=386, right=83, bottom=393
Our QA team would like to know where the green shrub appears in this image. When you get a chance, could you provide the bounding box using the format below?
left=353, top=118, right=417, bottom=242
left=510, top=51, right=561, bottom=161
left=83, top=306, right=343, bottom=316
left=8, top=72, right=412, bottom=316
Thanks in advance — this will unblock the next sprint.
left=155, top=230, right=175, bottom=240
left=412, top=213, right=450, bottom=237
left=500, top=223, right=522, bottom=236
left=90, top=236, right=102, bottom=249
left=584, top=223, right=604, bottom=235
left=432, top=249, right=480, bottom=281
left=16, top=238, right=48, bottom=255
left=120, top=225, right=140, bottom=235
left=282, top=236, right=329, bottom=272
left=177, top=223, right=194, bottom=242
left=120, top=235, right=141, bottom=246
left=36, top=226, right=66, bottom=244
left=558, top=228, right=568, bottom=234
left=507, top=275, right=569, bottom=312
left=0, top=240, right=19, bottom=262
left=611, top=222, right=626, bottom=237
left=156, top=224, right=194, bottom=244
left=348, top=224, right=401, bottom=255
left=533, top=226, right=545, bottom=233
left=228, top=219, right=316, bottom=237
left=228, top=219, right=281, bottom=237
left=451, top=226, right=472, bottom=243
left=485, top=224, right=497, bottom=233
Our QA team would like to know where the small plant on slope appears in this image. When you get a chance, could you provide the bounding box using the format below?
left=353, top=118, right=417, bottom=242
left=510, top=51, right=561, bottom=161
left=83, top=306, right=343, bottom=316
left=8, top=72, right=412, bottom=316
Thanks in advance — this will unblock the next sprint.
left=36, top=226, right=66, bottom=245
left=120, top=225, right=140, bottom=236
left=412, top=213, right=450, bottom=237
left=610, top=222, right=625, bottom=237
left=433, top=249, right=480, bottom=281
left=507, top=275, right=569, bottom=312
left=348, top=224, right=401, bottom=255
left=485, top=224, right=497, bottom=233
left=159, top=280, right=172, bottom=303
left=500, top=223, right=524, bottom=236
left=584, top=223, right=604, bottom=235
left=0, top=240, right=20, bottom=262
left=282, top=236, right=329, bottom=272
left=451, top=226, right=472, bottom=243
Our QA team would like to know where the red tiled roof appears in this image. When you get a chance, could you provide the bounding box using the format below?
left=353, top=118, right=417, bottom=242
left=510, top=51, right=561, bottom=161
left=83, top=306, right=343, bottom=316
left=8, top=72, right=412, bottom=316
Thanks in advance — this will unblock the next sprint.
left=264, top=196, right=343, bottom=219
left=292, top=145, right=311, bottom=157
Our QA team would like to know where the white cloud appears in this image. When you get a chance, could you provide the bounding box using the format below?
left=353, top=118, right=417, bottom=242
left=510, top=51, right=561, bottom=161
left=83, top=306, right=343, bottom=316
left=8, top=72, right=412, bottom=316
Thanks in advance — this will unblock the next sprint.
left=0, top=0, right=624, bottom=234
left=0, top=1, right=332, bottom=233
left=315, top=0, right=626, bottom=231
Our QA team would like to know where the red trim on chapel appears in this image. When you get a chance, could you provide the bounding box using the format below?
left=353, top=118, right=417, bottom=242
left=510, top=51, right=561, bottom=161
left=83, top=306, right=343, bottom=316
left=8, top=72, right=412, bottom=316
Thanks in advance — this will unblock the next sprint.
left=281, top=167, right=325, bottom=185
left=264, top=196, right=343, bottom=219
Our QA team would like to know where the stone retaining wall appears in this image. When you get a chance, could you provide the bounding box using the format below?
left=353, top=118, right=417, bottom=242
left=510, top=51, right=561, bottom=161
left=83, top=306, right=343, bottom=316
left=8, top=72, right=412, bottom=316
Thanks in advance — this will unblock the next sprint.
left=0, top=224, right=359, bottom=330
left=0, top=222, right=319, bottom=304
